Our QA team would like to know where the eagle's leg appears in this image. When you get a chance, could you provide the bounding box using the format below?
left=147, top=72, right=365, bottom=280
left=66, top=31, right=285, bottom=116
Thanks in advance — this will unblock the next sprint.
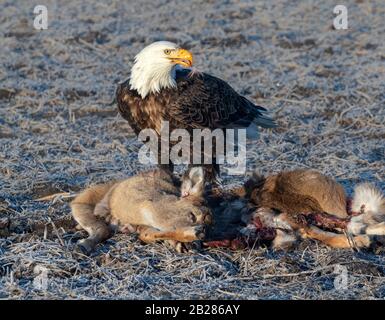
left=205, top=164, right=220, bottom=182
left=156, top=141, right=174, bottom=174
left=202, top=161, right=221, bottom=186
left=212, top=157, right=221, bottom=182
left=159, top=163, right=174, bottom=175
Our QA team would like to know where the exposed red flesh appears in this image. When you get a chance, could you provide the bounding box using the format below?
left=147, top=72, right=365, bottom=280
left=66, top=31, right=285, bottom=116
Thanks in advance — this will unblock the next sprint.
left=298, top=211, right=351, bottom=229
left=204, top=224, right=276, bottom=250
left=204, top=200, right=364, bottom=250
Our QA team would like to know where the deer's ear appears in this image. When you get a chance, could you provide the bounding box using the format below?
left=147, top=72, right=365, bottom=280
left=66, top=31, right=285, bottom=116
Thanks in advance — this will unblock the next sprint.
left=182, top=166, right=205, bottom=197
left=189, top=166, right=204, bottom=186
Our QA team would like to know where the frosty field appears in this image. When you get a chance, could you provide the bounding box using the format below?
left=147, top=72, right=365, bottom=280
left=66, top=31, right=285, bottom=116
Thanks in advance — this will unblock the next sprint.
left=0, top=0, right=384, bottom=299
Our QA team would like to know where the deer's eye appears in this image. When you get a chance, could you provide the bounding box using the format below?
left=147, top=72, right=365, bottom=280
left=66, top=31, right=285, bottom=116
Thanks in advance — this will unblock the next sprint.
left=164, top=49, right=172, bottom=55
left=204, top=213, right=212, bottom=224
left=189, top=212, right=197, bottom=223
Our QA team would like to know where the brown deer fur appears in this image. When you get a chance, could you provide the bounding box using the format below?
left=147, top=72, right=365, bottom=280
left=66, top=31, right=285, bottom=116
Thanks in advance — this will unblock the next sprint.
left=71, top=168, right=211, bottom=254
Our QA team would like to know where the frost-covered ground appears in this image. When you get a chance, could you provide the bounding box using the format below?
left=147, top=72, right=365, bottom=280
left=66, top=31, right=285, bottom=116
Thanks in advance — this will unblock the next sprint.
left=0, top=0, right=384, bottom=299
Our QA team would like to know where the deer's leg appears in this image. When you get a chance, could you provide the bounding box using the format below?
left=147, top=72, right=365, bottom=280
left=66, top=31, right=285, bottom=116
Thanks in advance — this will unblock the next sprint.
left=165, top=240, right=184, bottom=253
left=301, top=226, right=370, bottom=249
left=71, top=183, right=115, bottom=254
left=137, top=225, right=205, bottom=243
left=71, top=202, right=111, bottom=254
left=272, top=229, right=298, bottom=250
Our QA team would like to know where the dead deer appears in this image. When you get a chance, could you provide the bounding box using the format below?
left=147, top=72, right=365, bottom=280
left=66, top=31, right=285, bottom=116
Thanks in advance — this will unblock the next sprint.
left=71, top=167, right=212, bottom=254
left=244, top=169, right=385, bottom=250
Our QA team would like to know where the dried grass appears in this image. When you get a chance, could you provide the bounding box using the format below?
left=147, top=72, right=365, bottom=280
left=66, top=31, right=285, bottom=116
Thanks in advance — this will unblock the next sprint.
left=0, top=0, right=384, bottom=299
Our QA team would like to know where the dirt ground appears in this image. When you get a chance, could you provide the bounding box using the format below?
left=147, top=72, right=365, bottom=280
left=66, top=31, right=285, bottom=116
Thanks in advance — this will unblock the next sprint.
left=0, top=0, right=384, bottom=299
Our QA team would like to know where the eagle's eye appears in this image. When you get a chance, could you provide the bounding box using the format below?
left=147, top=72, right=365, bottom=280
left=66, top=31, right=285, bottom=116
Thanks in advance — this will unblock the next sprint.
left=164, top=49, right=172, bottom=55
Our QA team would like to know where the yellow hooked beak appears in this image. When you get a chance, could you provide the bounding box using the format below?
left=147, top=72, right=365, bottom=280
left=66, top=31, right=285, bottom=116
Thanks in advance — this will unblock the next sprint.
left=168, top=48, right=193, bottom=68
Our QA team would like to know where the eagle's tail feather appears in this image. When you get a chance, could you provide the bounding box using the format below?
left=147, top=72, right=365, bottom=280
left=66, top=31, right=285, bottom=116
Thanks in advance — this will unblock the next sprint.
left=253, top=115, right=277, bottom=128
left=250, top=103, right=277, bottom=128
left=246, top=112, right=276, bottom=139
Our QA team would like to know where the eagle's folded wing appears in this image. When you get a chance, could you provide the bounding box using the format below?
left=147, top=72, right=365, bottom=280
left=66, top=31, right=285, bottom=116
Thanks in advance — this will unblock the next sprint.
left=162, top=72, right=276, bottom=130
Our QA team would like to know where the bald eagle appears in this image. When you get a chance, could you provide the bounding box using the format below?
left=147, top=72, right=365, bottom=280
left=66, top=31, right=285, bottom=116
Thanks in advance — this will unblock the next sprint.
left=116, top=41, right=276, bottom=178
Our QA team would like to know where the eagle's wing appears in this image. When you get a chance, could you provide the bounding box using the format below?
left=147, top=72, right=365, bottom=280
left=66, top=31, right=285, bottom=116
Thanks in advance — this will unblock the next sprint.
left=162, top=70, right=276, bottom=130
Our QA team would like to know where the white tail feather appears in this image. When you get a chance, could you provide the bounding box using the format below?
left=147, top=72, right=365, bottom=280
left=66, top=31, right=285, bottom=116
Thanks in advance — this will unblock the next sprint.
left=352, top=183, right=385, bottom=216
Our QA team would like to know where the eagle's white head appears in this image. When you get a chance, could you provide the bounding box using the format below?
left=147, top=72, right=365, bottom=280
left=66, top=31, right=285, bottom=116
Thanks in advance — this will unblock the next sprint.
left=129, top=41, right=193, bottom=98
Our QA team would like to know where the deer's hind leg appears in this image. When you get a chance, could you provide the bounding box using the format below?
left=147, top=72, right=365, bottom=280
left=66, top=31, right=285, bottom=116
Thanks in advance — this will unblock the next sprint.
left=301, top=226, right=370, bottom=249
left=71, top=185, right=113, bottom=254
left=71, top=202, right=111, bottom=254
left=137, top=225, right=206, bottom=244
left=272, top=229, right=298, bottom=250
